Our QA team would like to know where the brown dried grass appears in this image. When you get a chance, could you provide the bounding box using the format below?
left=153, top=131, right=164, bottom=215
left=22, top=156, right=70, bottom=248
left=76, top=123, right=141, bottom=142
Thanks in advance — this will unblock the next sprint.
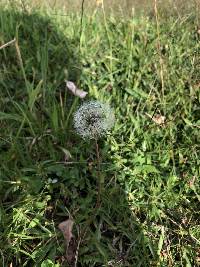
left=3, top=0, right=198, bottom=16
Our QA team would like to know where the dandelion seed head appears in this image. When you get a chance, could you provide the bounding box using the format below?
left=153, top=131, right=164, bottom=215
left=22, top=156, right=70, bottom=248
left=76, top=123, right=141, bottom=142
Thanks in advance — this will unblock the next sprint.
left=73, top=100, right=115, bottom=140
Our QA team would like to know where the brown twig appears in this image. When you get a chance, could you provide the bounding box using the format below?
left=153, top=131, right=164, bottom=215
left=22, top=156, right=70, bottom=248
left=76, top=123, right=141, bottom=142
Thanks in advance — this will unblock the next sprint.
left=154, top=0, right=165, bottom=99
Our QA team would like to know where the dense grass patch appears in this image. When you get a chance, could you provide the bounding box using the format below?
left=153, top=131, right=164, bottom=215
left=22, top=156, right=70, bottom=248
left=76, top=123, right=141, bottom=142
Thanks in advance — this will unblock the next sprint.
left=0, top=3, right=200, bottom=267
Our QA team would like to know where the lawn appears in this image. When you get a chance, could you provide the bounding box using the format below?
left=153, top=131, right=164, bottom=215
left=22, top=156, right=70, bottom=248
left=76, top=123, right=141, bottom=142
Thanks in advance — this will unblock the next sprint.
left=0, top=1, right=200, bottom=266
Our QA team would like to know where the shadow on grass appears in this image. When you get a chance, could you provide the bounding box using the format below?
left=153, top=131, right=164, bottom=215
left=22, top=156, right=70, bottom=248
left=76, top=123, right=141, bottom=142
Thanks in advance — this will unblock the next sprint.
left=0, top=7, right=81, bottom=266
left=41, top=139, right=156, bottom=267
left=0, top=8, right=80, bottom=96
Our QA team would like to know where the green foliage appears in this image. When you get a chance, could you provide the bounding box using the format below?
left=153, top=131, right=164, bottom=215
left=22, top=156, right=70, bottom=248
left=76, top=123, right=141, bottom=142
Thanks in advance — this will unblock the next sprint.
left=0, top=2, right=199, bottom=267
left=41, top=260, right=60, bottom=267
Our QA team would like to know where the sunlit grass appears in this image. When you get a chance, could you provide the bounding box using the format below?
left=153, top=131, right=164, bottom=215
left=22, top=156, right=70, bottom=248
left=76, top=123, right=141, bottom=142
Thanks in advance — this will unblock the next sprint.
left=1, top=0, right=198, bottom=16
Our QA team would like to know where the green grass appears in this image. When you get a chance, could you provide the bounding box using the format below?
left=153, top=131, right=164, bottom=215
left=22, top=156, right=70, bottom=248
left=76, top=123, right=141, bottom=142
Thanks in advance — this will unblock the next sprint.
left=0, top=2, right=200, bottom=267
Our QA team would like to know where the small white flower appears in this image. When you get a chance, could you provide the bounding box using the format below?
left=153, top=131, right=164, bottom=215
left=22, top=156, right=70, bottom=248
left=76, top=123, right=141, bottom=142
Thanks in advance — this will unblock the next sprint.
left=73, top=100, right=115, bottom=140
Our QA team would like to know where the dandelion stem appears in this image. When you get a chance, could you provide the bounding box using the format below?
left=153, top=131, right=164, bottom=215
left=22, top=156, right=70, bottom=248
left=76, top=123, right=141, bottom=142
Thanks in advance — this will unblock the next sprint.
left=95, top=139, right=102, bottom=208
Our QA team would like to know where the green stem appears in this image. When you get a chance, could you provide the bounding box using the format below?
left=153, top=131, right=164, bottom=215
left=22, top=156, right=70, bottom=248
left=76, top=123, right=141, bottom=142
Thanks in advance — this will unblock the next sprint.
left=77, top=139, right=103, bottom=249
left=95, top=139, right=102, bottom=209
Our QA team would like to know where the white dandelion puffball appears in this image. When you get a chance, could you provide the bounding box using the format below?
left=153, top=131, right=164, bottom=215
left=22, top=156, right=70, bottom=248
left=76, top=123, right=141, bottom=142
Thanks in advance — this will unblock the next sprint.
left=73, top=100, right=115, bottom=140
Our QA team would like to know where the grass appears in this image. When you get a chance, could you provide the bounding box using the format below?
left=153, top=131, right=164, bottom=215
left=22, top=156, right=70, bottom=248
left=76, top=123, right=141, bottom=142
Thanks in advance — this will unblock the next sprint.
left=1, top=0, right=197, bottom=16
left=0, top=1, right=200, bottom=266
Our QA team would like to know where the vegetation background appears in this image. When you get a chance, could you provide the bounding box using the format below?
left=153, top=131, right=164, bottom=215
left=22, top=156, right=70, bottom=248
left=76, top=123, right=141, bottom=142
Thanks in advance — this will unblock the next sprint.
left=0, top=0, right=200, bottom=266
left=1, top=0, right=198, bottom=15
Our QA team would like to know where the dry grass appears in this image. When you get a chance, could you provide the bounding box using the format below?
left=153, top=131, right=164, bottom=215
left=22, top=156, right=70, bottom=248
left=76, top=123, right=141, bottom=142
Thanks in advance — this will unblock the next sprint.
left=2, top=0, right=198, bottom=16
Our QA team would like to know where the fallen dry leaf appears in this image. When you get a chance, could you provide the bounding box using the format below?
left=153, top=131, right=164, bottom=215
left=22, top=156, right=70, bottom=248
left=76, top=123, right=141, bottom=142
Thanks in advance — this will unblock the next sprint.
left=146, top=112, right=166, bottom=126
left=58, top=219, right=74, bottom=248
left=188, top=176, right=196, bottom=188
left=66, top=80, right=88, bottom=99
left=58, top=219, right=77, bottom=265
